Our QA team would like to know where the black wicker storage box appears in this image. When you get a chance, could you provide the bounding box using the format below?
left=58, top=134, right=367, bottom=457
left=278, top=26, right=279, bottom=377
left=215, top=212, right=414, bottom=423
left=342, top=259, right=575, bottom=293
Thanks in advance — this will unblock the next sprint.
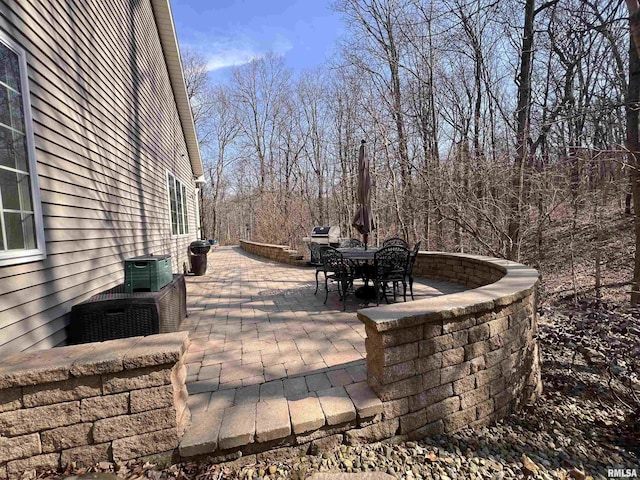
left=70, top=274, right=187, bottom=344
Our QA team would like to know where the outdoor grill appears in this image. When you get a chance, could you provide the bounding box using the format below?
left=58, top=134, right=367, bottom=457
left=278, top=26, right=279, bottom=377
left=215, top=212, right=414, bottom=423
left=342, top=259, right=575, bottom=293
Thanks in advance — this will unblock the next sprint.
left=302, top=226, right=341, bottom=264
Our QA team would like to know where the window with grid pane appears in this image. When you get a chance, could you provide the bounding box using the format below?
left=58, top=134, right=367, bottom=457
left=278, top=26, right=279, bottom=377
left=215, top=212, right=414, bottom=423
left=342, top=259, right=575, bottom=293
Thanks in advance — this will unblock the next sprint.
left=167, top=172, right=189, bottom=236
left=0, top=33, right=45, bottom=266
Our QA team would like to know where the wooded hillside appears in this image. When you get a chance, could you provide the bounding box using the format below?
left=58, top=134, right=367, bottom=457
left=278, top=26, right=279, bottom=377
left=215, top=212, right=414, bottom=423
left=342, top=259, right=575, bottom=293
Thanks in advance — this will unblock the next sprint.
left=185, top=0, right=637, bottom=297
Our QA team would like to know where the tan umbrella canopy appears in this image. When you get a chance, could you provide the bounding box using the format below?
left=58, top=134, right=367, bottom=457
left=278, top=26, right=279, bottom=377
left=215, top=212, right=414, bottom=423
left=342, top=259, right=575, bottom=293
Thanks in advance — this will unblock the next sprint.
left=351, top=139, right=373, bottom=249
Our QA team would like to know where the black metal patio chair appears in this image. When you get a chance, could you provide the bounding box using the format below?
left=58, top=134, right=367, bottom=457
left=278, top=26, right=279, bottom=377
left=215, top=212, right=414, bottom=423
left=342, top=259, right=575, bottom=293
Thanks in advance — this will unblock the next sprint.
left=372, top=245, right=411, bottom=305
left=310, top=243, right=331, bottom=295
left=382, top=236, right=409, bottom=248
left=321, top=246, right=356, bottom=311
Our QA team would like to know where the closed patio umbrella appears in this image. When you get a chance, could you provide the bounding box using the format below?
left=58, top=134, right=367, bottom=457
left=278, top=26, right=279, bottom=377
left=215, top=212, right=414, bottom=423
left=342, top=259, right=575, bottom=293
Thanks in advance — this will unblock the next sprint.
left=352, top=139, right=373, bottom=249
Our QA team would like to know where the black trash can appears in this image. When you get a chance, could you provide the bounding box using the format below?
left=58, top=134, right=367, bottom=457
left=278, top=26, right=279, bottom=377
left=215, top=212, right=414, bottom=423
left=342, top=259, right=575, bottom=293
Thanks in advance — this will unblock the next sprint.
left=189, top=240, right=211, bottom=276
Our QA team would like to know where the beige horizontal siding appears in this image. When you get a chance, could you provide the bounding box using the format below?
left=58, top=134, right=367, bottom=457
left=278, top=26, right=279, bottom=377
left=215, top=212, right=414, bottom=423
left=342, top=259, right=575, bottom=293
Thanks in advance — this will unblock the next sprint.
left=1, top=269, right=124, bottom=326
left=23, top=319, right=68, bottom=352
left=28, top=0, right=178, bottom=140
left=0, top=241, right=156, bottom=279
left=4, top=316, right=68, bottom=353
left=1, top=243, right=161, bottom=292
left=9, top=7, right=191, bottom=186
left=0, top=0, right=199, bottom=353
left=4, top=5, right=178, bottom=166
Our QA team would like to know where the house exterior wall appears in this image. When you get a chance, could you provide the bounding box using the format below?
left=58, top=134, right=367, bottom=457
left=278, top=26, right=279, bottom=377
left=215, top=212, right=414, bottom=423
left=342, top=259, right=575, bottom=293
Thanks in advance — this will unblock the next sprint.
left=0, top=0, right=199, bottom=353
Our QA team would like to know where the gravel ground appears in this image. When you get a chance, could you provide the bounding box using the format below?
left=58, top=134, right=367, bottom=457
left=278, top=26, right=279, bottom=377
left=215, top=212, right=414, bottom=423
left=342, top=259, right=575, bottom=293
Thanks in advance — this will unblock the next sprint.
left=193, top=302, right=639, bottom=480
left=50, top=301, right=639, bottom=480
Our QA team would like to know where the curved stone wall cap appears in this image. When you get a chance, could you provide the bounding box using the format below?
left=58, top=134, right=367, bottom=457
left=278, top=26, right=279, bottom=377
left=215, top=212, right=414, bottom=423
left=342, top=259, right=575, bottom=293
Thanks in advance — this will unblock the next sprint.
left=358, top=256, right=539, bottom=333
left=492, top=263, right=539, bottom=275
left=122, top=331, right=190, bottom=369
left=422, top=251, right=506, bottom=262
left=241, top=240, right=290, bottom=248
left=422, top=251, right=536, bottom=271
left=358, top=290, right=497, bottom=332
left=0, top=342, right=93, bottom=388
left=0, top=332, right=190, bottom=389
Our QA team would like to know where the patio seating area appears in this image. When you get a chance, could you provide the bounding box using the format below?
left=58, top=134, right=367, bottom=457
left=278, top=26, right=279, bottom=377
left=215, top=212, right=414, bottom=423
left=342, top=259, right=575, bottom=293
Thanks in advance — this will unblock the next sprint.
left=178, top=246, right=468, bottom=458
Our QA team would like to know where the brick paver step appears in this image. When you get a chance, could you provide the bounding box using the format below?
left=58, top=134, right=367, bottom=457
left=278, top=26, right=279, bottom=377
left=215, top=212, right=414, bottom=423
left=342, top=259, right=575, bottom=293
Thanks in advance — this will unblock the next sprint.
left=180, top=379, right=382, bottom=458
left=259, top=380, right=284, bottom=400
left=327, top=368, right=355, bottom=387
left=345, top=381, right=384, bottom=419
left=179, top=411, right=222, bottom=457
left=306, top=372, right=332, bottom=392
left=217, top=403, right=256, bottom=450
left=288, top=395, right=325, bottom=434
left=255, top=397, right=291, bottom=442
left=316, top=386, right=357, bottom=425
left=283, top=376, right=308, bottom=398
left=208, top=389, right=235, bottom=412
left=235, top=384, right=260, bottom=405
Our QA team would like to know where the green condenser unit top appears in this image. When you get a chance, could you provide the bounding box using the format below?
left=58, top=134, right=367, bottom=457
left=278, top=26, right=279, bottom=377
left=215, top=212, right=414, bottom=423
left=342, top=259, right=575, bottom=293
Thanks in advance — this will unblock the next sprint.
left=124, top=255, right=173, bottom=293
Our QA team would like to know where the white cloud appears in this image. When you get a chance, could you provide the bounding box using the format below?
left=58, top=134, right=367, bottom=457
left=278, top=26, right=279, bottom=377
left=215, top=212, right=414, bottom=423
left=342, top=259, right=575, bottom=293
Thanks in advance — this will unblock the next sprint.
left=205, top=47, right=262, bottom=70
left=186, top=33, right=293, bottom=72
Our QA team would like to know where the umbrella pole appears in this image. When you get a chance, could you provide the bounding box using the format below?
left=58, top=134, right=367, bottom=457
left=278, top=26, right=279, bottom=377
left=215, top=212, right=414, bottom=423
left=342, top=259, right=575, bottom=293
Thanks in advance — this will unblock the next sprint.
left=363, top=233, right=368, bottom=250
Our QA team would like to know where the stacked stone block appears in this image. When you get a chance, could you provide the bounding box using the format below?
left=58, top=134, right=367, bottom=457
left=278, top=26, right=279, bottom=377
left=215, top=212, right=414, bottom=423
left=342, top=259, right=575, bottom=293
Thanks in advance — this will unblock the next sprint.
left=240, top=240, right=305, bottom=266
left=358, top=252, right=541, bottom=439
left=0, top=332, right=190, bottom=480
left=412, top=252, right=506, bottom=288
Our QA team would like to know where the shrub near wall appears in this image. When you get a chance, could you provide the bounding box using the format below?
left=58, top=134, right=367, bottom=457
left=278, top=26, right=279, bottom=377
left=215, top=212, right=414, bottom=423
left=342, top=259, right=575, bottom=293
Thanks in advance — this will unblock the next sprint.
left=358, top=252, right=541, bottom=438
left=0, top=332, right=190, bottom=480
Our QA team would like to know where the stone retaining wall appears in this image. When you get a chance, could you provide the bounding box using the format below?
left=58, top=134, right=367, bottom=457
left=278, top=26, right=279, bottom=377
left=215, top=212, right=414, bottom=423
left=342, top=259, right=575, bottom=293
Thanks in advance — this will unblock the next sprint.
left=0, top=332, right=190, bottom=480
left=240, top=240, right=306, bottom=266
left=358, top=252, right=541, bottom=439
left=413, top=252, right=506, bottom=287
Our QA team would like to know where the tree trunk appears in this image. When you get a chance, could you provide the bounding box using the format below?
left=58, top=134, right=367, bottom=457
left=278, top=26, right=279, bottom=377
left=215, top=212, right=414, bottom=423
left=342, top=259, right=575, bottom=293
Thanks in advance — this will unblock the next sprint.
left=627, top=1, right=640, bottom=304
left=386, top=16, right=411, bottom=241
left=507, top=0, right=535, bottom=261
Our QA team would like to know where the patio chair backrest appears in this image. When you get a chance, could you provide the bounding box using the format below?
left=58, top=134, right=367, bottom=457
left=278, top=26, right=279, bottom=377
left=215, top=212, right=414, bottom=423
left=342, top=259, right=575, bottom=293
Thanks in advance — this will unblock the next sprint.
left=309, top=242, right=330, bottom=266
left=383, top=237, right=409, bottom=248
left=321, top=246, right=349, bottom=274
left=373, top=245, right=410, bottom=281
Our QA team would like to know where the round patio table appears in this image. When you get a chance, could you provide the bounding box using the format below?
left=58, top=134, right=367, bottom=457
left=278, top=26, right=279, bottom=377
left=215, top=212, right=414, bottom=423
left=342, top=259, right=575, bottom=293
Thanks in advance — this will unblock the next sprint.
left=337, top=246, right=416, bottom=301
left=337, top=247, right=380, bottom=299
left=337, top=246, right=380, bottom=261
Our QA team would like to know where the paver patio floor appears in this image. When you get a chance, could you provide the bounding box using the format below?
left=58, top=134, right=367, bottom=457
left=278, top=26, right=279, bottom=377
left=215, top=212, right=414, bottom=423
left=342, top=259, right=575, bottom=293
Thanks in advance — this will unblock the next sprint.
left=181, top=246, right=466, bottom=412
left=177, top=246, right=468, bottom=456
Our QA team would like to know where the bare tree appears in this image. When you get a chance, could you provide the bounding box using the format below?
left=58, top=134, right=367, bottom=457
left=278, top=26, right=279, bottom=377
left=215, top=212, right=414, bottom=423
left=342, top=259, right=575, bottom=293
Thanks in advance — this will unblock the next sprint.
left=336, top=0, right=413, bottom=240
left=297, top=71, right=331, bottom=224
left=199, top=0, right=631, bottom=293
left=626, top=0, right=640, bottom=303
left=231, top=54, right=292, bottom=194
left=180, top=46, right=214, bottom=131
left=201, top=85, right=240, bottom=240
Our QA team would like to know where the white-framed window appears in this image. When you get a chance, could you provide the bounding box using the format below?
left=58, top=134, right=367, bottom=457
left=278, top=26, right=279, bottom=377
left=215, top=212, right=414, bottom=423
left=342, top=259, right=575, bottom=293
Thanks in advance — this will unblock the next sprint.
left=0, top=32, right=45, bottom=267
left=167, top=171, right=189, bottom=236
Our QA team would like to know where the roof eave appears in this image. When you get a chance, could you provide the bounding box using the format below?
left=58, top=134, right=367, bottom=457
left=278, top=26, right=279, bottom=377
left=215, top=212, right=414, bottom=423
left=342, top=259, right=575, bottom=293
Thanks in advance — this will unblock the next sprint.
left=150, top=0, right=203, bottom=178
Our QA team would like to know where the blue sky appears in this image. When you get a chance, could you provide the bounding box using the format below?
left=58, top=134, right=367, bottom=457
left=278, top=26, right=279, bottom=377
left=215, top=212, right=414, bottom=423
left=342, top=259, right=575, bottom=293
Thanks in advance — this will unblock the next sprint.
left=171, top=0, right=345, bottom=81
